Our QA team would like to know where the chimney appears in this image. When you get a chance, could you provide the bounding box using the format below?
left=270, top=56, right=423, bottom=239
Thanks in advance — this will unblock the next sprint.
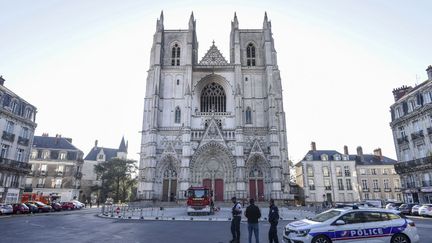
left=311, top=141, right=316, bottom=151
left=94, top=140, right=98, bottom=148
left=392, top=85, right=413, bottom=102
left=427, top=65, right=432, bottom=80
left=0, top=76, right=4, bottom=86
left=42, top=133, right=49, bottom=137
left=356, top=146, right=363, bottom=157
left=343, top=145, right=349, bottom=155
left=373, top=148, right=383, bottom=160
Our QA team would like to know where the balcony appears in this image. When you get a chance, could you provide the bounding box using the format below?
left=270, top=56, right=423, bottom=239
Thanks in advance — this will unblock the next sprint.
left=40, top=171, right=47, bottom=176
left=411, top=130, right=424, bottom=140
left=362, top=188, right=370, bottom=192
left=75, top=172, right=82, bottom=179
left=373, top=188, right=381, bottom=192
left=309, top=185, right=315, bottom=190
left=24, top=184, right=32, bottom=188
left=406, top=182, right=416, bottom=188
left=17, top=136, right=29, bottom=146
left=2, top=131, right=15, bottom=142
left=324, top=186, right=332, bottom=190
left=36, top=184, right=45, bottom=188
left=397, top=135, right=409, bottom=145
left=395, top=187, right=402, bottom=192
left=0, top=157, right=31, bottom=173
left=54, top=185, right=62, bottom=189
left=384, top=188, right=392, bottom=192
left=395, top=156, right=432, bottom=174
left=56, top=171, right=64, bottom=177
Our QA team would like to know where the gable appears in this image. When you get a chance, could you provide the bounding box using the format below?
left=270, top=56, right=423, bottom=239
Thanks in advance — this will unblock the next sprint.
left=199, top=42, right=228, bottom=65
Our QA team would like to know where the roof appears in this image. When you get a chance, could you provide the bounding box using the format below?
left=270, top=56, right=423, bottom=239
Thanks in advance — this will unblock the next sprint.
left=301, top=150, right=355, bottom=161
left=355, top=154, right=397, bottom=165
left=119, top=136, right=127, bottom=153
left=84, top=147, right=119, bottom=161
left=33, top=136, right=79, bottom=151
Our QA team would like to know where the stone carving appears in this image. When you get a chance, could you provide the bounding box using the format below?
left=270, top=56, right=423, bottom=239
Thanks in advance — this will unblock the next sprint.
left=199, top=42, right=228, bottom=65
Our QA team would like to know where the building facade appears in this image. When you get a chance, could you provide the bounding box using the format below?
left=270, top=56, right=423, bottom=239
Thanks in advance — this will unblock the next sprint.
left=355, top=147, right=402, bottom=202
left=0, top=76, right=37, bottom=203
left=81, top=138, right=128, bottom=204
left=138, top=12, right=290, bottom=201
left=26, top=135, right=84, bottom=202
left=390, top=65, right=432, bottom=203
left=296, top=143, right=360, bottom=205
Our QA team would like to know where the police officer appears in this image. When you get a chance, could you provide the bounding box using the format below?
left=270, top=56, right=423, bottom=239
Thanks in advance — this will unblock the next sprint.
left=231, top=196, right=242, bottom=243
left=268, top=199, right=279, bottom=243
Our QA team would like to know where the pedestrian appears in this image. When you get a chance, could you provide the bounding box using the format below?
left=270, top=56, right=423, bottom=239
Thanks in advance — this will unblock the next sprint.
left=245, top=198, right=261, bottom=243
left=268, top=199, right=279, bottom=243
left=97, top=199, right=100, bottom=208
left=230, top=196, right=242, bottom=243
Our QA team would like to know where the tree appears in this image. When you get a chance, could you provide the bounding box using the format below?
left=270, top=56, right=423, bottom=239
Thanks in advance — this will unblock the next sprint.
left=94, top=158, right=137, bottom=203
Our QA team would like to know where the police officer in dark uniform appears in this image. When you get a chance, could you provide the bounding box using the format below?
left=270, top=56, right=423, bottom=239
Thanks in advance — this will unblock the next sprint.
left=268, top=199, right=279, bottom=243
left=231, top=196, right=242, bottom=243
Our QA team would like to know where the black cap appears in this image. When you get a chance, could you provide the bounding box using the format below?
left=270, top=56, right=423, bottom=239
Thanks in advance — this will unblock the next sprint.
left=232, top=196, right=236, bottom=200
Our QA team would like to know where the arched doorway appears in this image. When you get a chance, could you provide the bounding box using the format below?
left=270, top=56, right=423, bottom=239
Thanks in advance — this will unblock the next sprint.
left=246, top=154, right=271, bottom=201
left=162, top=164, right=177, bottom=202
left=190, top=141, right=236, bottom=201
left=249, top=164, right=264, bottom=201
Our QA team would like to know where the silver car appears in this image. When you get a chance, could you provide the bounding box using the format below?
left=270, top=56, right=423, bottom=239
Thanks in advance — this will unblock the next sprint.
left=0, top=204, right=13, bottom=215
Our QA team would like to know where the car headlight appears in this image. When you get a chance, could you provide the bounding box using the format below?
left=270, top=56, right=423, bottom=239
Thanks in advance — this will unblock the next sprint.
left=296, top=229, right=311, bottom=237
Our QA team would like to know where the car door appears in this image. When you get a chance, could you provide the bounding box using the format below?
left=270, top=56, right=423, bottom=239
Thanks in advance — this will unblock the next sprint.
left=332, top=211, right=366, bottom=242
left=362, top=211, right=392, bottom=243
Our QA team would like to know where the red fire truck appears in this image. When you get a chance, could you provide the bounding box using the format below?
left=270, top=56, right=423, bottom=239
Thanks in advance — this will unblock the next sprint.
left=186, top=186, right=215, bottom=215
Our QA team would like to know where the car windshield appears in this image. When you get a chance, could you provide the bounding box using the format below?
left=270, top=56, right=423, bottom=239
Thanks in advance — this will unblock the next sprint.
left=310, top=210, right=342, bottom=222
left=189, top=189, right=207, bottom=198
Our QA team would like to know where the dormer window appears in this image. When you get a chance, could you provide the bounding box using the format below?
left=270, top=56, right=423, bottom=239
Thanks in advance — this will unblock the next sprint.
left=306, top=154, right=313, bottom=161
left=342, top=154, right=349, bottom=161
left=334, top=154, right=341, bottom=160
left=246, top=43, right=256, bottom=66
left=321, top=154, right=328, bottom=161
left=171, top=43, right=180, bottom=66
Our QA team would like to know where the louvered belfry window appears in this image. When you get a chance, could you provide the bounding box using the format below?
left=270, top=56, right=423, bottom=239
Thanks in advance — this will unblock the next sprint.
left=246, top=43, right=256, bottom=66
left=200, top=82, right=226, bottom=112
left=171, top=43, right=180, bottom=66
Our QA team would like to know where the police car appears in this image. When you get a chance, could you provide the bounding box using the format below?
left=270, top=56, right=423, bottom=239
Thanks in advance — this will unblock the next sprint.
left=283, top=206, right=419, bottom=243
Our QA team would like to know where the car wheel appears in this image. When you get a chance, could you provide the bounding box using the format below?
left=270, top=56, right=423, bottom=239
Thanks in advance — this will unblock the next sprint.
left=312, top=235, right=332, bottom=243
left=391, top=233, right=409, bottom=243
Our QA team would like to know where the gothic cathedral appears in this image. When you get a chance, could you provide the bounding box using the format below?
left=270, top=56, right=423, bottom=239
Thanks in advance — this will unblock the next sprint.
left=138, top=12, right=289, bottom=202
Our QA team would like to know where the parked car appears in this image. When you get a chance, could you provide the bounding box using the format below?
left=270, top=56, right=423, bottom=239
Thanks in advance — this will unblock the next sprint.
left=419, top=204, right=432, bottom=217
left=399, top=203, right=417, bottom=215
left=0, top=204, right=13, bottom=215
left=411, top=204, right=421, bottom=215
left=71, top=200, right=85, bottom=209
left=61, top=202, right=75, bottom=210
left=24, top=202, right=39, bottom=213
left=50, top=202, right=62, bottom=212
left=385, top=202, right=403, bottom=210
left=27, top=201, right=52, bottom=213
left=12, top=203, right=30, bottom=214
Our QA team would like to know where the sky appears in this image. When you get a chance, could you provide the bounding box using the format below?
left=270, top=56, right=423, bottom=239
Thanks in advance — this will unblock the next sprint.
left=1, top=0, right=431, bottom=163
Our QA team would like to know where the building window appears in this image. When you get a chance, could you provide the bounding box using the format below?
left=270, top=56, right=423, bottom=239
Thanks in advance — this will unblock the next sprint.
left=324, top=179, right=331, bottom=190
left=200, top=82, right=226, bottom=112
left=246, top=43, right=256, bottom=66
left=338, top=179, right=344, bottom=190
left=0, top=144, right=9, bottom=158
left=394, top=178, right=400, bottom=188
left=383, top=168, right=389, bottom=175
left=6, top=121, right=14, bottom=133
left=308, top=179, right=315, bottom=190
left=307, top=166, right=314, bottom=177
left=362, top=179, right=368, bottom=189
left=346, top=179, right=352, bottom=190
left=40, top=164, right=47, bottom=174
left=42, top=151, right=49, bottom=160
left=25, top=107, right=33, bottom=119
left=321, top=154, right=328, bottom=161
left=323, top=166, right=330, bottom=177
left=384, top=179, right=390, bottom=189
left=360, top=168, right=366, bottom=175
left=16, top=149, right=24, bottom=162
left=59, top=152, right=66, bottom=160
left=245, top=107, right=252, bottom=124
left=344, top=166, right=350, bottom=176
left=20, top=127, right=29, bottom=139
left=395, top=106, right=402, bottom=118
left=10, top=100, right=18, bottom=113
left=364, top=193, right=370, bottom=200
left=371, top=169, right=377, bottom=175
left=55, top=179, right=62, bottom=188
left=397, top=194, right=402, bottom=201
left=174, top=107, right=181, bottom=124
left=334, top=154, right=341, bottom=160
left=176, top=79, right=180, bottom=85
left=171, top=43, right=180, bottom=66
left=373, top=179, right=379, bottom=189
left=336, top=166, right=342, bottom=177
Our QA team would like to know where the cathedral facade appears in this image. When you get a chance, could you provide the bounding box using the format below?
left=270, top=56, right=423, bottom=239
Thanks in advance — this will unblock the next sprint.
left=138, top=12, right=289, bottom=201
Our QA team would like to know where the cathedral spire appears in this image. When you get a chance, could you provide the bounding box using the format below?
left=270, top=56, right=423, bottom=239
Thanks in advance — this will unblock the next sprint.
left=263, top=11, right=270, bottom=29
left=156, top=10, right=164, bottom=31
left=189, top=11, right=195, bottom=30
left=232, top=12, right=239, bottom=29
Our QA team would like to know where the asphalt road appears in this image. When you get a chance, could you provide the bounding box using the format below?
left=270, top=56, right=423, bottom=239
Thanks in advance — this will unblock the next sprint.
left=1, top=209, right=432, bottom=243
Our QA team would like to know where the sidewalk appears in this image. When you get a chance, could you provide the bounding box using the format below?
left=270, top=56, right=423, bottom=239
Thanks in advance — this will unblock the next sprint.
left=99, top=206, right=316, bottom=222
